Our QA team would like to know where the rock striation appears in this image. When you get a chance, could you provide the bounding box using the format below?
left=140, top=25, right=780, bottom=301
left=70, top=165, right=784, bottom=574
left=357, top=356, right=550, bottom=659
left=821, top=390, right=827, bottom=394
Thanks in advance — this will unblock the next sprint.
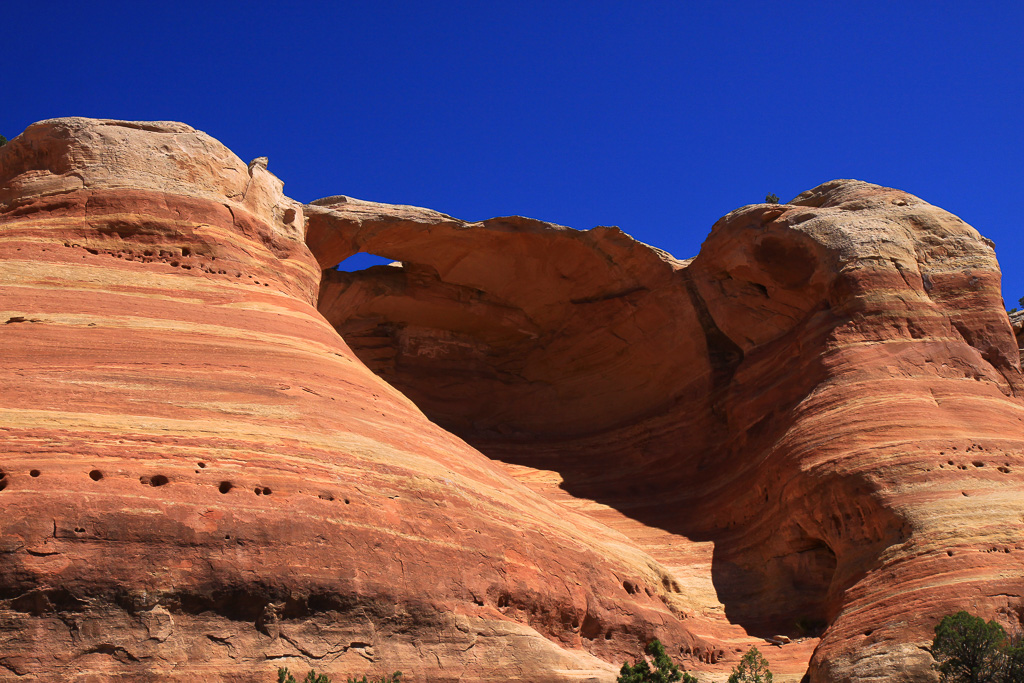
left=2, top=118, right=1023, bottom=682
left=0, top=119, right=707, bottom=682
left=1010, top=309, right=1024, bottom=362
left=312, top=181, right=1024, bottom=681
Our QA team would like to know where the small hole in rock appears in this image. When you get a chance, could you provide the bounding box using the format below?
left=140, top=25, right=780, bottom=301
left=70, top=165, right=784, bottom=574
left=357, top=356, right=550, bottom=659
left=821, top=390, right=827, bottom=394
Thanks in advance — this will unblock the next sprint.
left=146, top=475, right=169, bottom=487
left=947, top=550, right=955, bottom=557
left=219, top=481, right=233, bottom=494
left=318, top=492, right=335, bottom=501
left=30, top=470, right=40, bottom=477
left=973, top=461, right=985, bottom=467
left=89, top=470, right=103, bottom=481
left=197, top=462, right=206, bottom=468
left=181, top=247, right=191, bottom=256
left=254, top=487, right=263, bottom=495
left=74, top=527, right=86, bottom=533
left=344, top=498, right=351, bottom=504
left=864, top=630, right=873, bottom=637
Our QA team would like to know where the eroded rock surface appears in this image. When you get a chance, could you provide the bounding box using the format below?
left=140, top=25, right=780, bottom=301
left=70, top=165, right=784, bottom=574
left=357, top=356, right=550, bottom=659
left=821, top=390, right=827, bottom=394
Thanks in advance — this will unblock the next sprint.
left=313, top=181, right=1024, bottom=682
left=1010, top=309, right=1024, bottom=363
left=0, top=119, right=711, bottom=682
left=3, top=118, right=1023, bottom=682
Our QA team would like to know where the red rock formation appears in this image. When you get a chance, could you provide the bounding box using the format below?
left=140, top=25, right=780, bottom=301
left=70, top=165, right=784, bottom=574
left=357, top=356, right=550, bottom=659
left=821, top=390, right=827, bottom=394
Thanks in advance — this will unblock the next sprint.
left=313, top=181, right=1024, bottom=681
left=0, top=119, right=712, bottom=682
left=1010, top=310, right=1023, bottom=362
left=4, top=118, right=1023, bottom=682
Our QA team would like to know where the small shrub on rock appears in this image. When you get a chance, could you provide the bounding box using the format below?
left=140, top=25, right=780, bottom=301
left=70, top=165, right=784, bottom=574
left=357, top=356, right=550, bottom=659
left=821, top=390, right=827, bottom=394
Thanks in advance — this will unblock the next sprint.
left=278, top=669, right=330, bottom=683
left=346, top=675, right=401, bottom=683
left=0, top=135, right=7, bottom=147
left=277, top=668, right=402, bottom=683
left=765, top=193, right=780, bottom=204
left=617, top=638, right=698, bottom=683
left=727, top=646, right=772, bottom=683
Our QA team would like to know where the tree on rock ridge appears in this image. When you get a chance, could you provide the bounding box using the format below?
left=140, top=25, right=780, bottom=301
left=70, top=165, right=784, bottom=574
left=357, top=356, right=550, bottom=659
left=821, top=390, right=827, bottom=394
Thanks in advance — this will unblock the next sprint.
left=618, top=639, right=698, bottom=683
left=728, top=646, right=773, bottom=683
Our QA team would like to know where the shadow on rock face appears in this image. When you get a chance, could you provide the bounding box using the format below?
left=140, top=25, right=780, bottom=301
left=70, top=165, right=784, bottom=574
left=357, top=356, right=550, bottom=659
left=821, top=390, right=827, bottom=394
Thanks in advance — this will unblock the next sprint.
left=309, top=180, right=1024, bottom=681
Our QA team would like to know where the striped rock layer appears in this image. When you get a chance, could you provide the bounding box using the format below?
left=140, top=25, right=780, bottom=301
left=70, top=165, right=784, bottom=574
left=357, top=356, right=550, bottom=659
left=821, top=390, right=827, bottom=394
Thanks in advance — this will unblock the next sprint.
left=1, top=118, right=1022, bottom=682
left=313, top=181, right=1024, bottom=682
left=0, top=119, right=703, bottom=682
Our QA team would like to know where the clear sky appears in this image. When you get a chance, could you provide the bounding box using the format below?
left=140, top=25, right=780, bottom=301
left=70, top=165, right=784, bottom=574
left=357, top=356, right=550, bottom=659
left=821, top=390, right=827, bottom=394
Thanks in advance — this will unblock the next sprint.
left=4, top=1, right=1022, bottom=302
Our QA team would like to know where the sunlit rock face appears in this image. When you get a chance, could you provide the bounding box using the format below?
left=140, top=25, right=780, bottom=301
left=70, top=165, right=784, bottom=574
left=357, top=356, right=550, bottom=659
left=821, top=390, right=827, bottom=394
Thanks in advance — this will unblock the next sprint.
left=2, top=117, right=1023, bottom=682
left=312, top=180, right=1024, bottom=682
left=0, top=119, right=712, bottom=682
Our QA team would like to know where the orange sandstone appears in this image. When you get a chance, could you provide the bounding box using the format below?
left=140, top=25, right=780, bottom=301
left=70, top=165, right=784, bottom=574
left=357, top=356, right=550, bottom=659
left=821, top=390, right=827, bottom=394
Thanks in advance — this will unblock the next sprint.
left=0, top=119, right=703, bottom=682
left=313, top=180, right=1024, bottom=682
left=2, top=118, right=1023, bottom=683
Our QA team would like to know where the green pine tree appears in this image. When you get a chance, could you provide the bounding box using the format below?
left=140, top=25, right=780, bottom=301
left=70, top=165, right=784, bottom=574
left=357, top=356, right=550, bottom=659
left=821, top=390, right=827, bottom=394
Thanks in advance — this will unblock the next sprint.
left=1002, top=636, right=1024, bottom=683
left=727, top=646, right=773, bottom=683
left=931, top=611, right=1007, bottom=683
left=617, top=639, right=697, bottom=683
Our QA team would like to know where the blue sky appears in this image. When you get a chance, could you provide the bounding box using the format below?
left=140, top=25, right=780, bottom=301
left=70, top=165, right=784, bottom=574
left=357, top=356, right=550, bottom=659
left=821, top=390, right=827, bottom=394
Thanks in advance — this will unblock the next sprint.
left=4, top=1, right=1023, bottom=302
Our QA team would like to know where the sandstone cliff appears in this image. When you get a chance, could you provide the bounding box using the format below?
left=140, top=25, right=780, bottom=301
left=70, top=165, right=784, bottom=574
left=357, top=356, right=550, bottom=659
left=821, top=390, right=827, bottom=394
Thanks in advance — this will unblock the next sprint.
left=1010, top=309, right=1024, bottom=362
left=311, top=181, right=1024, bottom=681
left=1, top=118, right=1023, bottom=682
left=0, top=119, right=706, bottom=682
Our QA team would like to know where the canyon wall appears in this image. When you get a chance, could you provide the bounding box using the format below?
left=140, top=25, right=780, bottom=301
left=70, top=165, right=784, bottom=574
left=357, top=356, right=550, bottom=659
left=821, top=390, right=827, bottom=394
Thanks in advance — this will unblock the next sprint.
left=312, top=180, right=1024, bottom=682
left=2, top=118, right=1023, bottom=682
left=0, top=119, right=705, bottom=682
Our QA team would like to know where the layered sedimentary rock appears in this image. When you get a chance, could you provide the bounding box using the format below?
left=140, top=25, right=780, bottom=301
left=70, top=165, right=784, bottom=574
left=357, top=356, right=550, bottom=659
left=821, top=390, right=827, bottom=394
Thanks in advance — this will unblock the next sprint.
left=1010, top=310, right=1024, bottom=362
left=0, top=119, right=711, bottom=682
left=313, top=181, right=1024, bottom=682
left=3, top=117, right=1023, bottom=683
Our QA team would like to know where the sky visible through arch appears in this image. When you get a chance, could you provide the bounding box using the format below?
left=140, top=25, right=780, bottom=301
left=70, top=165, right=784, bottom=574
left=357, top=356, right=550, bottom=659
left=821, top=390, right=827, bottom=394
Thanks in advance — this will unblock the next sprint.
left=3, top=1, right=1022, bottom=302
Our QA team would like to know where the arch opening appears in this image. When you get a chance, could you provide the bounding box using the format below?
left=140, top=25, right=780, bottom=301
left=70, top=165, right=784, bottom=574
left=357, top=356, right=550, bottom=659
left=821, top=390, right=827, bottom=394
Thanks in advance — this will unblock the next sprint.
left=334, top=252, right=398, bottom=272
